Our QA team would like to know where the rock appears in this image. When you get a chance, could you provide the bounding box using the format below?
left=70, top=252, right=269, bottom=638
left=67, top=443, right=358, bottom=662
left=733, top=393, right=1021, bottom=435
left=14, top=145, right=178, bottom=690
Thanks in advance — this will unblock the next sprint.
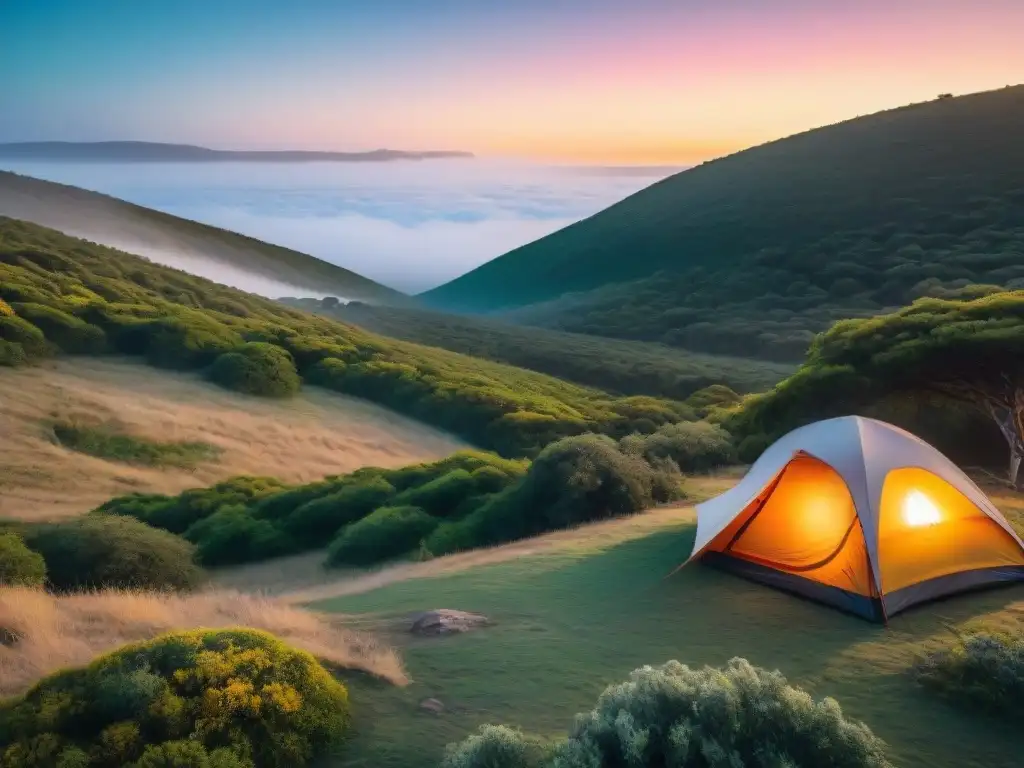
left=420, top=697, right=445, bottom=714
left=410, top=609, right=490, bottom=636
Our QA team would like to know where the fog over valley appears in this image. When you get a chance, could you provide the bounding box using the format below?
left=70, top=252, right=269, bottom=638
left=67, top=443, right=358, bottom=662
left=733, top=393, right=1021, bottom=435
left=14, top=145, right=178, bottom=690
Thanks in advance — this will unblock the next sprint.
left=0, top=159, right=677, bottom=297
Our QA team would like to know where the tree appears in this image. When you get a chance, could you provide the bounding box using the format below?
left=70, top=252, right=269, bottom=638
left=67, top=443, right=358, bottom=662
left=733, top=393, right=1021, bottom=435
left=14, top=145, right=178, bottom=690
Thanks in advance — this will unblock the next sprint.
left=742, top=291, right=1024, bottom=486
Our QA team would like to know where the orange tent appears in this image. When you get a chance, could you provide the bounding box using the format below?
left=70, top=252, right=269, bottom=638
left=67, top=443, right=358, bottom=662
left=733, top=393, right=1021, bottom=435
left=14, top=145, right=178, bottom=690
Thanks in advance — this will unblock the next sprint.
left=685, top=417, right=1024, bottom=621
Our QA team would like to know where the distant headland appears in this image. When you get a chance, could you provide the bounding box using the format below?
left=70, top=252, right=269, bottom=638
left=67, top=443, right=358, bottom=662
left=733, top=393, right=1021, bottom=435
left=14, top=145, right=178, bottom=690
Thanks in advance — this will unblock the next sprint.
left=0, top=141, right=475, bottom=163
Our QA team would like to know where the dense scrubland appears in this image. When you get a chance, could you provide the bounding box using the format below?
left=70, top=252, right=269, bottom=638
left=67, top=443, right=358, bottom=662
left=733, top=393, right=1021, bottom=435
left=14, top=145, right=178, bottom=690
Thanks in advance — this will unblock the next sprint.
left=0, top=218, right=699, bottom=458
left=425, top=87, right=1024, bottom=361
left=89, top=423, right=732, bottom=570
left=284, top=299, right=790, bottom=401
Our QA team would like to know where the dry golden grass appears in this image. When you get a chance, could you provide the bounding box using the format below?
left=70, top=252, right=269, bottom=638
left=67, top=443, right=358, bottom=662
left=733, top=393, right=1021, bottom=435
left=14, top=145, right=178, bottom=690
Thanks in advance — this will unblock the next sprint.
left=0, top=586, right=408, bottom=697
left=0, top=357, right=465, bottom=521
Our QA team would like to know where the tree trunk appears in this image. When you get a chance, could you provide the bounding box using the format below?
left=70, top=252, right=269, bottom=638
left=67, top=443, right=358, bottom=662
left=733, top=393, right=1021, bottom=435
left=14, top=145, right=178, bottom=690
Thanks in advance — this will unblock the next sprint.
left=987, top=400, right=1024, bottom=490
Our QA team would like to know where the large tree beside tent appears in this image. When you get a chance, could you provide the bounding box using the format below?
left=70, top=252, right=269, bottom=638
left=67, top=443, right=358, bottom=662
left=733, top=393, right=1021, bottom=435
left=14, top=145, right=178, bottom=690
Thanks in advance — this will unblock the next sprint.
left=733, top=291, right=1024, bottom=487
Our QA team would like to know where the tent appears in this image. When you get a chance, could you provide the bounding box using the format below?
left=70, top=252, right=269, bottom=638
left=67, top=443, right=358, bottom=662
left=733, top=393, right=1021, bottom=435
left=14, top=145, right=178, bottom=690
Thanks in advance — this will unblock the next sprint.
left=685, top=416, right=1024, bottom=621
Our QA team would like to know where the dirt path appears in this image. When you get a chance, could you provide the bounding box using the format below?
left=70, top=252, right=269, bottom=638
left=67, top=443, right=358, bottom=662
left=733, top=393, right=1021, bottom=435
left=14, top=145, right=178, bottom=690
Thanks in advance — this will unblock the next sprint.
left=0, top=357, right=465, bottom=520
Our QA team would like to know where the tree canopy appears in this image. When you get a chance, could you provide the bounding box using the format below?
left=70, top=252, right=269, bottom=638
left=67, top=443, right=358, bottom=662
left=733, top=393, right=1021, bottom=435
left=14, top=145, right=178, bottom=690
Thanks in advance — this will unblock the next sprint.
left=730, top=290, right=1024, bottom=482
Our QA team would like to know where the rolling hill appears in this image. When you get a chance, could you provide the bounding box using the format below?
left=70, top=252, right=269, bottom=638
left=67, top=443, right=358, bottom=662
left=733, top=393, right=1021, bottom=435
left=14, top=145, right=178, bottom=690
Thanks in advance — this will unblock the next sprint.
left=0, top=170, right=406, bottom=303
left=422, top=86, right=1024, bottom=361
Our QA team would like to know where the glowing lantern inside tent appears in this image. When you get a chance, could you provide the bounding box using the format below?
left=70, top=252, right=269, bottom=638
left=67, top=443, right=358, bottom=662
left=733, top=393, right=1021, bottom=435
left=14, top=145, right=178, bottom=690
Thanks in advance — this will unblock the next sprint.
left=902, top=490, right=942, bottom=528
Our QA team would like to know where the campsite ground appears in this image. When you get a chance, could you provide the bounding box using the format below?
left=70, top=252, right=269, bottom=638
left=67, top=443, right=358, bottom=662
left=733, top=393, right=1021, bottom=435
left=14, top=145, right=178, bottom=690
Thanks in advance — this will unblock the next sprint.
left=243, top=475, right=1024, bottom=768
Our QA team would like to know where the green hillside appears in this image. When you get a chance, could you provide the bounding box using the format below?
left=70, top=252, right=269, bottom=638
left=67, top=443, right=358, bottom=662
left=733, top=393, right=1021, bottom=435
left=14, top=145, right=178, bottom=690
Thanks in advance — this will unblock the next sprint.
left=0, top=217, right=695, bottom=458
left=0, top=170, right=405, bottom=303
left=423, top=86, right=1024, bottom=361
left=281, top=299, right=791, bottom=400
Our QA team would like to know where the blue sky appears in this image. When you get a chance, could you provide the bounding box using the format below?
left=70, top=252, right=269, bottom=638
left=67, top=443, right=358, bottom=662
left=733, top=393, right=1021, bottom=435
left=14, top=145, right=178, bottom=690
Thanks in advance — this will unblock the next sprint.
left=4, top=1, right=1022, bottom=162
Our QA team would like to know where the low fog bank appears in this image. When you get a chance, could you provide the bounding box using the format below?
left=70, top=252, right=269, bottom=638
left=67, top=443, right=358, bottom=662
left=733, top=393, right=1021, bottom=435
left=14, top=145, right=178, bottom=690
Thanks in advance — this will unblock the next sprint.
left=0, top=159, right=672, bottom=294
left=104, top=240, right=337, bottom=300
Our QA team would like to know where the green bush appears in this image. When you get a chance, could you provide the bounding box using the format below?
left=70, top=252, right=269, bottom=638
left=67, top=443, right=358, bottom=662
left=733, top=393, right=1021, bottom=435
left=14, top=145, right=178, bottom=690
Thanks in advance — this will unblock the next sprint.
left=282, top=475, right=396, bottom=545
left=0, top=298, right=12, bottom=316
left=22, top=515, right=203, bottom=591
left=393, top=469, right=483, bottom=517
left=207, top=342, right=301, bottom=397
left=326, top=506, right=439, bottom=567
left=0, top=532, right=47, bottom=587
left=737, top=432, right=772, bottom=463
left=914, top=629, right=1024, bottom=720
left=443, top=659, right=892, bottom=768
left=9, top=302, right=107, bottom=353
left=0, top=628, right=350, bottom=768
left=96, top=477, right=288, bottom=535
left=0, top=340, right=27, bottom=367
left=427, top=434, right=684, bottom=555
left=144, top=316, right=243, bottom=369
left=184, top=506, right=293, bottom=566
left=442, top=725, right=552, bottom=768
left=620, top=421, right=736, bottom=473
left=0, top=314, right=48, bottom=357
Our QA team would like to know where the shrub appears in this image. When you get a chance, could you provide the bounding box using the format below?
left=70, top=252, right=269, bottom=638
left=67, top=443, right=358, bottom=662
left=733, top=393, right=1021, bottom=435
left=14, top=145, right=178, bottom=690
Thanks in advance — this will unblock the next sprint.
left=0, top=340, right=27, bottom=367
left=144, top=316, right=243, bottom=369
left=0, top=298, right=12, bottom=316
left=621, top=420, right=737, bottom=473
left=282, top=476, right=396, bottom=545
left=0, top=533, right=46, bottom=587
left=96, top=477, right=288, bottom=535
left=184, top=505, right=293, bottom=566
left=393, top=469, right=483, bottom=517
left=442, top=725, right=552, bottom=768
left=9, top=302, right=107, bottom=353
left=737, top=432, right=772, bottom=463
left=0, top=628, right=350, bottom=768
left=914, top=629, right=1024, bottom=719
left=326, top=506, right=439, bottom=567
left=207, top=342, right=301, bottom=397
left=685, top=383, right=742, bottom=414
left=427, top=435, right=684, bottom=556
left=22, top=515, right=203, bottom=591
left=443, top=659, right=892, bottom=768
left=0, top=314, right=48, bottom=357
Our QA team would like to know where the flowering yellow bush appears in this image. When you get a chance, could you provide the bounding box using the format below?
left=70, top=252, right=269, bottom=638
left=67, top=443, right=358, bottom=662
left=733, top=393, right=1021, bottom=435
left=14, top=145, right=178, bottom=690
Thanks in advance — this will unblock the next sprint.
left=0, top=628, right=350, bottom=768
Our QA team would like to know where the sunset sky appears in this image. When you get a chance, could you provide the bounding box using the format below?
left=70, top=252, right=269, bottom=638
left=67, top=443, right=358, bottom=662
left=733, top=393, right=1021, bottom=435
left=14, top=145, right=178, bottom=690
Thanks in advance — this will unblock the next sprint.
left=3, top=0, right=1022, bottom=164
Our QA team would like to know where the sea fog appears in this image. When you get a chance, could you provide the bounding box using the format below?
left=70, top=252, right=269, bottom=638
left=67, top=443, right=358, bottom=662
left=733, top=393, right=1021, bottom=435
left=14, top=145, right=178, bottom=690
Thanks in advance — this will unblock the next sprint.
left=0, top=159, right=680, bottom=297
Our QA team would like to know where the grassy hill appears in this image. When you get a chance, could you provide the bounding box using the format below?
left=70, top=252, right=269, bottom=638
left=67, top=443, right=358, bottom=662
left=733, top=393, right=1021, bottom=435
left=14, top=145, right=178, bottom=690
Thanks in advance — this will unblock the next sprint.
left=423, top=86, right=1024, bottom=361
left=0, top=217, right=699, bottom=458
left=281, top=299, right=791, bottom=401
left=0, top=170, right=405, bottom=303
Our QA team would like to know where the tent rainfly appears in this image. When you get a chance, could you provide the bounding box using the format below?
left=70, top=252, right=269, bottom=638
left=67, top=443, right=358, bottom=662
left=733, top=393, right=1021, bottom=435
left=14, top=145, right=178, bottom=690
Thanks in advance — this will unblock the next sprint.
left=685, top=416, right=1024, bottom=621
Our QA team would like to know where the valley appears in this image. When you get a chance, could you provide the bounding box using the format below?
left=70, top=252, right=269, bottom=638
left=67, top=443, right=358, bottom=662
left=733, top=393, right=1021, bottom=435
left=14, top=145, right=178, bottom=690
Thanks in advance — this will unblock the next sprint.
left=2, top=84, right=1024, bottom=768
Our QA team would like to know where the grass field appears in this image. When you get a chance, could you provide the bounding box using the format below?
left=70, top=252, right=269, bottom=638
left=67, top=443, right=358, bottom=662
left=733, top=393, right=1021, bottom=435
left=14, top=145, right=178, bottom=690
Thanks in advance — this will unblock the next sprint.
left=0, top=357, right=465, bottom=520
left=301, top=479, right=1024, bottom=768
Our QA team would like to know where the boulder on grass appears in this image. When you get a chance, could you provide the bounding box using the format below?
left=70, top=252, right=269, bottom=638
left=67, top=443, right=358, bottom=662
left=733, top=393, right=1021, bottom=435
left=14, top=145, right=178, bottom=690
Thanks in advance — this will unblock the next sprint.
left=410, top=609, right=490, bottom=636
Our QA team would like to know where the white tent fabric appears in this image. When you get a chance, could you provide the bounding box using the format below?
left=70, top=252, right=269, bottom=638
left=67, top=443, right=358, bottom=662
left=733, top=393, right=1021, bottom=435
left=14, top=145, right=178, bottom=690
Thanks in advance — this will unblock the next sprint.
left=688, top=416, right=1024, bottom=600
